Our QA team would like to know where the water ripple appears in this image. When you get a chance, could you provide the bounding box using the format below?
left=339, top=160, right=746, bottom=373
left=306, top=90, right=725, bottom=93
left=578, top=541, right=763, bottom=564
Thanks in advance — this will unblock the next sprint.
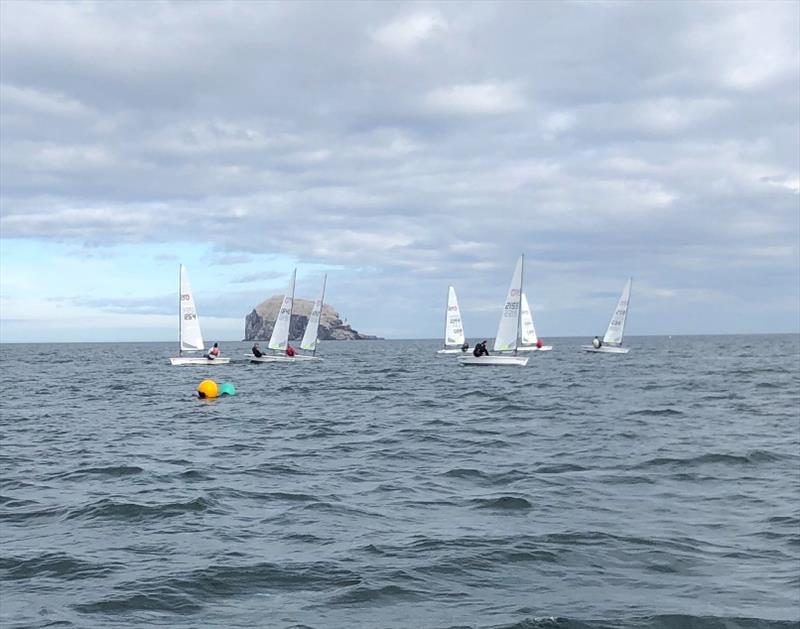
left=1, top=336, right=798, bottom=628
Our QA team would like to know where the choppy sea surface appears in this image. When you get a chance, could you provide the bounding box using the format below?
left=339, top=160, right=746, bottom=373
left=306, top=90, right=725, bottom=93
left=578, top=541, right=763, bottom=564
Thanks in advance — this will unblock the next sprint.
left=1, top=335, right=798, bottom=629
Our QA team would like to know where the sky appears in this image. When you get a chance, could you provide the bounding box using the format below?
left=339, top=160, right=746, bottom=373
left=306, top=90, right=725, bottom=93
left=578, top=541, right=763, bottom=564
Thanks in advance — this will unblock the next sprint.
left=1, top=0, right=798, bottom=342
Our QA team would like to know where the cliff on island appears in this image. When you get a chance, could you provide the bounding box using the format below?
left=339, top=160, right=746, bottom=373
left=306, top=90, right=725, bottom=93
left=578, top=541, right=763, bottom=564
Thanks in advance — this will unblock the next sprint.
left=244, top=296, right=380, bottom=341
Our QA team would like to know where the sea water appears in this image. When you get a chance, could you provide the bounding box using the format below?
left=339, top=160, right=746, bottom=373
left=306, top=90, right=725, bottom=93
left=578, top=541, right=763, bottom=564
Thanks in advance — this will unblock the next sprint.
left=1, top=335, right=798, bottom=628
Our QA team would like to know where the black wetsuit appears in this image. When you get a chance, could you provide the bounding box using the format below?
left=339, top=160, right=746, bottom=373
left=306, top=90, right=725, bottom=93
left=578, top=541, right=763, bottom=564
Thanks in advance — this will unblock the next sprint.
left=252, top=346, right=264, bottom=358
left=473, top=342, right=489, bottom=357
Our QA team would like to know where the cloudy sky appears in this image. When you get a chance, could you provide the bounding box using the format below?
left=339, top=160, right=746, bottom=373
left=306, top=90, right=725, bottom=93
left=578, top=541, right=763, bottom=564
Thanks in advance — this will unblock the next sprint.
left=1, top=1, right=798, bottom=342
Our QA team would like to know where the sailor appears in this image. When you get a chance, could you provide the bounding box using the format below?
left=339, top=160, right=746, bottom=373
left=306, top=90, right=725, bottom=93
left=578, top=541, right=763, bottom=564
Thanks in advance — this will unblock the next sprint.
left=206, top=342, right=221, bottom=360
left=536, top=339, right=543, bottom=349
left=251, top=343, right=264, bottom=358
left=461, top=342, right=470, bottom=352
left=286, top=344, right=296, bottom=357
left=592, top=336, right=602, bottom=349
left=473, top=340, right=489, bottom=357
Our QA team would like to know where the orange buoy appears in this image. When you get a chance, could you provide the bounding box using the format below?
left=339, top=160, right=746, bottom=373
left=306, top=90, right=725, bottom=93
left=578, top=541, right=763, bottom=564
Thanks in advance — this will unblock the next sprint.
left=197, top=379, right=219, bottom=399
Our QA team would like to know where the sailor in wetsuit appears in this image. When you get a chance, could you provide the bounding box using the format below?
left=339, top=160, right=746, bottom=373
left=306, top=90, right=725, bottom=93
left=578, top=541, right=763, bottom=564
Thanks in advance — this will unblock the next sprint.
left=473, top=340, right=489, bottom=357
left=252, top=343, right=264, bottom=358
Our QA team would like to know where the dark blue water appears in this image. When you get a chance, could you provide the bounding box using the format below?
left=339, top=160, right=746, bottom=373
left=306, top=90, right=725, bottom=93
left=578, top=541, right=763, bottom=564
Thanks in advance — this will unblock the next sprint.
left=1, top=336, right=798, bottom=629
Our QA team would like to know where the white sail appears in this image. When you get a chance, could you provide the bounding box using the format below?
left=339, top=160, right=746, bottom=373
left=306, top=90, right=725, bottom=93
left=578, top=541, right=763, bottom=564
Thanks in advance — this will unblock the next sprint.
left=268, top=269, right=296, bottom=351
left=603, top=277, right=632, bottom=346
left=179, top=265, right=205, bottom=352
left=520, top=293, right=538, bottom=346
left=300, top=274, right=327, bottom=352
left=444, top=286, right=465, bottom=347
left=493, top=255, right=523, bottom=352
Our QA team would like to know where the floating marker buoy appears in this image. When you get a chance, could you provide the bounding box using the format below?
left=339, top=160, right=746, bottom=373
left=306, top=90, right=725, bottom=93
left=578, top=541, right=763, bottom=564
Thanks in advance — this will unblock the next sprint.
left=197, top=379, right=219, bottom=399
left=219, top=382, right=236, bottom=397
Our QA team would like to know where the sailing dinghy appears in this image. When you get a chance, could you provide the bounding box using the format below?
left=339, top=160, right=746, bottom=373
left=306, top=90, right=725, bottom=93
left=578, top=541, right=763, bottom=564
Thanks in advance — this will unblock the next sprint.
left=515, top=293, right=552, bottom=352
left=436, top=286, right=468, bottom=354
left=459, top=256, right=529, bottom=367
left=295, top=274, right=327, bottom=361
left=169, top=265, right=230, bottom=365
left=582, top=278, right=632, bottom=354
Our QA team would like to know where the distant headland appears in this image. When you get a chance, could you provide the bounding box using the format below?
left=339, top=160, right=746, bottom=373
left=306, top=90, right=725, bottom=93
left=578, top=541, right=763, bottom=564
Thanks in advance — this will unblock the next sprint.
left=244, top=296, right=381, bottom=341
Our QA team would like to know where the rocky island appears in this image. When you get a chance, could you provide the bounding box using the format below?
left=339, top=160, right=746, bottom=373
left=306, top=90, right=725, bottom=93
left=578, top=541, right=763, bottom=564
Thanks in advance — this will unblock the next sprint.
left=244, top=296, right=380, bottom=341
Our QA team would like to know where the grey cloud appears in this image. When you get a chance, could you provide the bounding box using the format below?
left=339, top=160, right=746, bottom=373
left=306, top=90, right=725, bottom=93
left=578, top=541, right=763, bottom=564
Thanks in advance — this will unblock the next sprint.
left=210, top=253, right=253, bottom=266
left=1, top=1, right=798, bottom=334
left=53, top=288, right=273, bottom=321
left=231, top=271, right=286, bottom=284
left=54, top=294, right=173, bottom=316
left=153, top=253, right=179, bottom=262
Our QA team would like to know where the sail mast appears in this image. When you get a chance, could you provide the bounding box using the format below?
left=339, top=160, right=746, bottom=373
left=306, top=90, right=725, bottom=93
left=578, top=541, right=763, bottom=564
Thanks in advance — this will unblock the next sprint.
left=289, top=268, right=296, bottom=347
left=177, top=265, right=182, bottom=356
left=443, top=287, right=450, bottom=349
left=620, top=277, right=632, bottom=344
left=314, top=274, right=327, bottom=356
left=515, top=254, right=524, bottom=354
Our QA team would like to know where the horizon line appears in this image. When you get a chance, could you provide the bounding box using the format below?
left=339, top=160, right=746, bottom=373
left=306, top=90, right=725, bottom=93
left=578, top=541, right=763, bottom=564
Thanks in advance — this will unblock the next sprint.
left=1, top=331, right=798, bottom=345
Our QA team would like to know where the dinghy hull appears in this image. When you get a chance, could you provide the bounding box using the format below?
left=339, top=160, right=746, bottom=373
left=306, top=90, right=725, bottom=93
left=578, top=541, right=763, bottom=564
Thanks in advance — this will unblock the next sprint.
left=581, top=345, right=629, bottom=354
left=249, top=354, right=321, bottom=363
left=515, top=345, right=553, bottom=352
left=170, top=356, right=231, bottom=365
left=459, top=355, right=529, bottom=366
left=436, top=348, right=469, bottom=354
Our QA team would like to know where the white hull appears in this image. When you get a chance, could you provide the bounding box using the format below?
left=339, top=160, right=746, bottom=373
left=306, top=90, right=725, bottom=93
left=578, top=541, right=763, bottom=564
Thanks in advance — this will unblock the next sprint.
left=515, top=345, right=553, bottom=352
left=436, top=348, right=469, bottom=354
left=459, top=355, right=529, bottom=366
left=170, top=356, right=231, bottom=365
left=582, top=345, right=629, bottom=354
left=249, top=354, right=321, bottom=363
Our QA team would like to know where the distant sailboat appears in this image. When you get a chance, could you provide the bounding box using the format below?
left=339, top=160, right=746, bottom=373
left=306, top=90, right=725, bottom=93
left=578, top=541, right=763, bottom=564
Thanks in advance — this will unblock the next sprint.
left=459, top=255, right=529, bottom=366
left=515, top=293, right=552, bottom=352
left=296, top=274, right=327, bottom=361
left=169, top=265, right=230, bottom=365
left=436, top=286, right=468, bottom=354
left=582, top=278, right=632, bottom=354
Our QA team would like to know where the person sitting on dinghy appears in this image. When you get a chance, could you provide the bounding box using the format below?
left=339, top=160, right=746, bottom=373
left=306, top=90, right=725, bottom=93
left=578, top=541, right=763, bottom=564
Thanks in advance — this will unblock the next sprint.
left=206, top=342, right=221, bottom=360
left=461, top=342, right=470, bottom=352
left=473, top=341, right=489, bottom=357
left=592, top=336, right=602, bottom=349
left=286, top=344, right=296, bottom=357
left=251, top=343, right=264, bottom=358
